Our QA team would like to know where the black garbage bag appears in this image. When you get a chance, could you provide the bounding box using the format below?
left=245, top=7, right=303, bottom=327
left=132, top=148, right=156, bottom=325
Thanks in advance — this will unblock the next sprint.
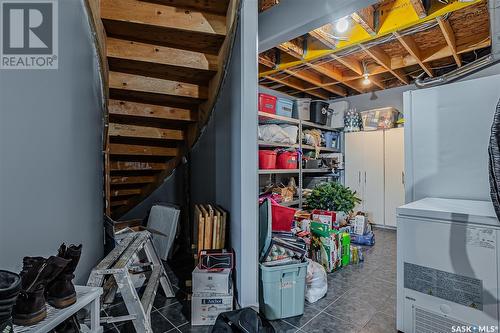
left=489, top=97, right=500, bottom=220
left=212, top=308, right=275, bottom=333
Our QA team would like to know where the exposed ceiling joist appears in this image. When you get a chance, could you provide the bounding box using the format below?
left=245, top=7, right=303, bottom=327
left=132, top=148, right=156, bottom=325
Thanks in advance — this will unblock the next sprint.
left=361, top=45, right=409, bottom=85
left=351, top=6, right=376, bottom=36
left=265, top=73, right=331, bottom=99
left=409, top=0, right=427, bottom=18
left=283, top=68, right=347, bottom=96
left=394, top=32, right=434, bottom=77
left=436, top=17, right=462, bottom=67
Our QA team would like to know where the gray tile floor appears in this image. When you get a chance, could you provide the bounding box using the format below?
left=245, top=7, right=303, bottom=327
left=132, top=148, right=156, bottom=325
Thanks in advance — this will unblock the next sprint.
left=101, top=228, right=397, bottom=333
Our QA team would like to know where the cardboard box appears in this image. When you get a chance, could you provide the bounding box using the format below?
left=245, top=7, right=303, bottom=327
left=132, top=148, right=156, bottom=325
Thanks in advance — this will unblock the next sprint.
left=191, top=289, right=233, bottom=326
left=192, top=267, right=232, bottom=294
left=312, top=210, right=337, bottom=229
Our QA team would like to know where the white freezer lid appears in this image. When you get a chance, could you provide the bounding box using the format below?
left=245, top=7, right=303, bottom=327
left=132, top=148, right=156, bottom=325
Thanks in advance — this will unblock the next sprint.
left=397, top=197, right=499, bottom=227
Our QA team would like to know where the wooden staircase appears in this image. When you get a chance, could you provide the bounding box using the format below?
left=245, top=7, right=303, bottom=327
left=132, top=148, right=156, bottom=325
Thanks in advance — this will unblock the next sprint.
left=87, top=0, right=239, bottom=218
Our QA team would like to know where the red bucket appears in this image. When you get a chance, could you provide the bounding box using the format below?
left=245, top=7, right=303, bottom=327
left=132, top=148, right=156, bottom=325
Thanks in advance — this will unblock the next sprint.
left=272, top=203, right=296, bottom=231
left=277, top=151, right=298, bottom=169
left=259, top=150, right=277, bottom=169
left=259, top=93, right=277, bottom=114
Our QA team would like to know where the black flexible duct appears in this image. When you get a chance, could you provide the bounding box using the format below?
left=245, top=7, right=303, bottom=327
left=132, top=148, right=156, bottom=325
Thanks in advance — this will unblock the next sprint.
left=489, top=97, right=500, bottom=220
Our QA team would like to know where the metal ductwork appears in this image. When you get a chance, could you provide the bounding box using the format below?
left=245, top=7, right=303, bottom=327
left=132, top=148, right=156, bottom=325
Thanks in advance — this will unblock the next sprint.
left=415, top=0, right=500, bottom=88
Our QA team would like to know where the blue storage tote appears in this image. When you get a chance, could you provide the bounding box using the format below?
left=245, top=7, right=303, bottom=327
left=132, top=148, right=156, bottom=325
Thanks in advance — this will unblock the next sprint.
left=259, top=261, right=308, bottom=320
left=276, top=98, right=294, bottom=118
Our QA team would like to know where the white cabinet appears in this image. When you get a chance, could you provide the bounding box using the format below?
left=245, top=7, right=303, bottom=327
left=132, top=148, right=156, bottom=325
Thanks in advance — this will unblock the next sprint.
left=345, top=129, right=404, bottom=227
left=384, top=128, right=405, bottom=227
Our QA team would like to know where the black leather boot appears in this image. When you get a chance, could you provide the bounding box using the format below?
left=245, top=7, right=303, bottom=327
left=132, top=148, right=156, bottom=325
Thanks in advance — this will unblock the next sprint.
left=13, top=256, right=70, bottom=326
left=0, top=270, right=21, bottom=333
left=47, top=244, right=82, bottom=309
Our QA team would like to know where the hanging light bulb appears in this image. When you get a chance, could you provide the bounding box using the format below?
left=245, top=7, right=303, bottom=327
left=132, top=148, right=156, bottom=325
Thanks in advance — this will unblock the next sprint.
left=335, top=17, right=349, bottom=33
left=362, top=61, right=371, bottom=85
left=363, top=73, right=371, bottom=86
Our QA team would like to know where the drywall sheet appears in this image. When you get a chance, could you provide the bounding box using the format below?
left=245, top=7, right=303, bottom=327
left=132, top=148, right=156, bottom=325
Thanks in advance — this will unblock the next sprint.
left=404, top=74, right=500, bottom=202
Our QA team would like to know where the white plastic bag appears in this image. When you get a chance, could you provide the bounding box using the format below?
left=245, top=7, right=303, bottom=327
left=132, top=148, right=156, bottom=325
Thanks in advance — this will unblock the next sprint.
left=305, top=259, right=328, bottom=303
left=258, top=124, right=298, bottom=144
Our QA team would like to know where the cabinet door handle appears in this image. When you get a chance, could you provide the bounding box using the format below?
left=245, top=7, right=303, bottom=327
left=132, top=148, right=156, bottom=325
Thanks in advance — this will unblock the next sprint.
left=402, top=171, right=405, bottom=185
left=358, top=171, right=361, bottom=183
left=364, top=171, right=367, bottom=184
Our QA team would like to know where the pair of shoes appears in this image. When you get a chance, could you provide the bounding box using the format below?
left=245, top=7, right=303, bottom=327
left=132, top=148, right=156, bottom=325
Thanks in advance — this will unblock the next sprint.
left=0, top=270, right=21, bottom=333
left=12, top=244, right=82, bottom=326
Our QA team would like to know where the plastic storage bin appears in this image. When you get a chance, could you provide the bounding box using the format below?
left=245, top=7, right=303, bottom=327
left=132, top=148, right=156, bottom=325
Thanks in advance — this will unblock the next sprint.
left=276, top=98, right=294, bottom=118
left=360, top=107, right=399, bottom=130
left=259, top=93, right=277, bottom=114
left=310, top=101, right=329, bottom=125
left=259, top=260, right=308, bottom=320
left=259, top=150, right=277, bottom=169
left=292, top=98, right=311, bottom=120
left=276, top=151, right=298, bottom=169
left=324, top=132, right=339, bottom=149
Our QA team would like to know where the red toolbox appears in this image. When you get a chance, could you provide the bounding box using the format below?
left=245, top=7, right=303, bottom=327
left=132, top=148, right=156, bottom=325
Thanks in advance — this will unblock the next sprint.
left=276, top=151, right=298, bottom=169
left=259, top=93, right=277, bottom=114
left=259, top=150, right=277, bottom=169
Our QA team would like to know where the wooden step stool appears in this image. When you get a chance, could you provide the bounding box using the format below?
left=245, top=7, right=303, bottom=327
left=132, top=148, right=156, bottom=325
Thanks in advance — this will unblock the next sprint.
left=87, top=231, right=175, bottom=332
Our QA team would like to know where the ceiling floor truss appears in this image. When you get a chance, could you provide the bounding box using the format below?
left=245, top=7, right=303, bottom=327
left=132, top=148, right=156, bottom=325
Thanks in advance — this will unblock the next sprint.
left=258, top=0, right=490, bottom=100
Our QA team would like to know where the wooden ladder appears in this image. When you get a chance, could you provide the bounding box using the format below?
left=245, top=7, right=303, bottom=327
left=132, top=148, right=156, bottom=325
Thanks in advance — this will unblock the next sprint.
left=87, top=231, right=174, bottom=332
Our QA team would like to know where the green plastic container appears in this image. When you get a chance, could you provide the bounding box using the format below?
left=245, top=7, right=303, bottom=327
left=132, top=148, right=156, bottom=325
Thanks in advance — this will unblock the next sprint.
left=259, top=261, right=308, bottom=320
left=341, top=233, right=351, bottom=266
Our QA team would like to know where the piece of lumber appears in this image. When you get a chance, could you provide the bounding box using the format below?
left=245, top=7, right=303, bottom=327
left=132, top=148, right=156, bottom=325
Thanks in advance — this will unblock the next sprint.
left=110, top=161, right=167, bottom=171
left=217, top=205, right=227, bottom=249
left=108, top=123, right=184, bottom=141
left=111, top=188, right=142, bottom=197
left=436, top=17, right=462, bottom=67
left=109, top=100, right=195, bottom=122
left=200, top=205, right=212, bottom=250
left=361, top=45, right=409, bottom=85
left=107, top=38, right=217, bottom=84
left=282, top=68, right=346, bottom=97
left=265, top=74, right=330, bottom=100
left=101, top=0, right=226, bottom=35
left=111, top=176, right=156, bottom=185
left=195, top=205, right=205, bottom=252
left=394, top=32, right=433, bottom=77
left=210, top=205, right=219, bottom=249
left=109, top=72, right=208, bottom=100
left=351, top=6, right=376, bottom=35
left=109, top=143, right=178, bottom=156
left=410, top=0, right=427, bottom=18
left=139, top=0, right=230, bottom=15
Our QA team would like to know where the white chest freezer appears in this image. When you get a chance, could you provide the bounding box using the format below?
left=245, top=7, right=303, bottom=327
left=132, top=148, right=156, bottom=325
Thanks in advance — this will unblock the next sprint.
left=397, top=198, right=500, bottom=333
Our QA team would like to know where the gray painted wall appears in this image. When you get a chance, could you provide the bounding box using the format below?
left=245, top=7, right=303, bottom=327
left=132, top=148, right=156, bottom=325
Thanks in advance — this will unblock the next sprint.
left=191, top=0, right=259, bottom=307
left=0, top=0, right=104, bottom=283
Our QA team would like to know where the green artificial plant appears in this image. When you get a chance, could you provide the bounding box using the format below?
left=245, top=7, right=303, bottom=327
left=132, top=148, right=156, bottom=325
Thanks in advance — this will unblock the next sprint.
left=305, top=182, right=361, bottom=213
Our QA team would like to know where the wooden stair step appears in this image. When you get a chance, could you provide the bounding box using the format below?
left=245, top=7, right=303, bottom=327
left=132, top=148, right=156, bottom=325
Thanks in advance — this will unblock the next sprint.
left=107, top=38, right=217, bottom=85
left=108, top=123, right=184, bottom=141
left=111, top=176, right=157, bottom=185
left=111, top=199, right=130, bottom=207
left=102, top=0, right=226, bottom=54
left=109, top=161, right=168, bottom=172
left=109, top=72, right=208, bottom=100
left=109, top=143, right=178, bottom=157
left=139, top=0, right=230, bottom=15
left=109, top=100, right=196, bottom=122
left=111, top=188, right=143, bottom=197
